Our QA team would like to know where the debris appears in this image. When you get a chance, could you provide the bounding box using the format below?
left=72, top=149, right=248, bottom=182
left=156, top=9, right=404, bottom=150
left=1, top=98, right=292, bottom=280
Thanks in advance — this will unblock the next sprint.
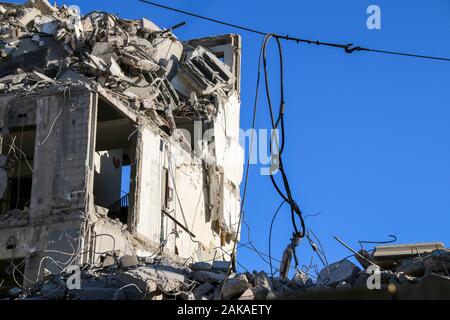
left=192, top=282, right=214, bottom=300
left=17, top=243, right=450, bottom=300
left=179, top=291, right=195, bottom=300
left=211, top=260, right=231, bottom=273
left=26, top=0, right=58, bottom=15
left=8, top=287, right=22, bottom=300
left=0, top=48, right=48, bottom=78
left=253, top=271, right=273, bottom=293
left=251, top=286, right=270, bottom=300
left=318, top=259, right=360, bottom=288
left=238, top=288, right=254, bottom=300
left=141, top=18, right=161, bottom=33
left=115, top=271, right=157, bottom=294
left=171, top=46, right=235, bottom=97
left=192, top=270, right=226, bottom=284
left=101, top=254, right=117, bottom=268
left=355, top=249, right=374, bottom=269
left=119, top=255, right=140, bottom=269
left=190, top=262, right=212, bottom=271
left=394, top=257, right=426, bottom=277
left=34, top=15, right=58, bottom=35
left=289, top=270, right=314, bottom=289
left=373, top=242, right=444, bottom=266
left=16, top=8, right=41, bottom=27
left=221, top=274, right=250, bottom=299
left=266, top=284, right=293, bottom=300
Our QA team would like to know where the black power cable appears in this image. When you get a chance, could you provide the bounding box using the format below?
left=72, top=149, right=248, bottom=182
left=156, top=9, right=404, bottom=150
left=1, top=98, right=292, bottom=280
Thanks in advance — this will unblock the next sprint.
left=262, top=34, right=306, bottom=240
left=268, top=200, right=286, bottom=277
left=138, top=0, right=450, bottom=62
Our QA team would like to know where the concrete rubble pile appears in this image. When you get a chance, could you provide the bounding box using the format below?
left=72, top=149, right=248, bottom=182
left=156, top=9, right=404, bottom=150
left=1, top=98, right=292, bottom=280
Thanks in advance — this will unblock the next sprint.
left=4, top=242, right=448, bottom=300
left=0, top=0, right=235, bottom=128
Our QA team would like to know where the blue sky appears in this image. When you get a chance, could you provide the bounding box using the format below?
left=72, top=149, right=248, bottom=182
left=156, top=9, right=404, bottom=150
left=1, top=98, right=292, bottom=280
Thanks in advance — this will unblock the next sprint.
left=13, top=0, right=450, bottom=276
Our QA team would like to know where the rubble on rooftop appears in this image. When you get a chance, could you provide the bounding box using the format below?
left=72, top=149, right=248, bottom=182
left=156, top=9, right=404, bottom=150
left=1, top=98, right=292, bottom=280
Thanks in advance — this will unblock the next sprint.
left=0, top=0, right=236, bottom=124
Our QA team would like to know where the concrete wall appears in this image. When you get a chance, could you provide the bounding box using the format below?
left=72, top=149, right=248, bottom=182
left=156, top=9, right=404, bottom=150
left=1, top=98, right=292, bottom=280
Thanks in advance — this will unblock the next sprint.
left=134, top=126, right=163, bottom=244
left=0, top=86, right=95, bottom=286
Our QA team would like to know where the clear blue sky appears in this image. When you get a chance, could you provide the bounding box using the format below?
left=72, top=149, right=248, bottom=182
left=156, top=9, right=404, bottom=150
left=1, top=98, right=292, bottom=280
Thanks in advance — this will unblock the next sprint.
left=13, top=0, right=450, bottom=276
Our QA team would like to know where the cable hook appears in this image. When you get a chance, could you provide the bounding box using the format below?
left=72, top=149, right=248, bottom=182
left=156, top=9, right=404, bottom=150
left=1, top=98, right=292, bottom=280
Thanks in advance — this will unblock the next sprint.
left=345, top=44, right=362, bottom=54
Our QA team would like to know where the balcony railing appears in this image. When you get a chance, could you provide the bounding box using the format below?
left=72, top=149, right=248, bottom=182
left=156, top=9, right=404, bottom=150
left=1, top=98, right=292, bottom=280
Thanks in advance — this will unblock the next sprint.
left=107, top=193, right=129, bottom=225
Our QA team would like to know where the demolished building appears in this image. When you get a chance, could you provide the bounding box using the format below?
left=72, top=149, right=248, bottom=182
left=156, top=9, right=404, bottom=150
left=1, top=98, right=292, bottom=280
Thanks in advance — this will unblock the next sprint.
left=0, top=0, right=243, bottom=292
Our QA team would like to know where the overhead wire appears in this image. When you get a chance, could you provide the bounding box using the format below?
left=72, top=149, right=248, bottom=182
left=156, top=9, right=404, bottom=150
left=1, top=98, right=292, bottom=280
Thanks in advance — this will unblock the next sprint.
left=138, top=0, right=450, bottom=62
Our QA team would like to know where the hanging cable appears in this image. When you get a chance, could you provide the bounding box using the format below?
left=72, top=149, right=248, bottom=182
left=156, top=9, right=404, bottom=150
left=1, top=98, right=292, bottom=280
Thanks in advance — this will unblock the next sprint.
left=138, top=0, right=450, bottom=62
left=268, top=200, right=286, bottom=277
left=262, top=34, right=306, bottom=240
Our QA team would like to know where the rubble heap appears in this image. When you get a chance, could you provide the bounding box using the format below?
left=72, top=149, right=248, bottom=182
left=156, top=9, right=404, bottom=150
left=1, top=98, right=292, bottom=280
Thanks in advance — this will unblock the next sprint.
left=5, top=242, right=449, bottom=300
left=0, top=0, right=235, bottom=128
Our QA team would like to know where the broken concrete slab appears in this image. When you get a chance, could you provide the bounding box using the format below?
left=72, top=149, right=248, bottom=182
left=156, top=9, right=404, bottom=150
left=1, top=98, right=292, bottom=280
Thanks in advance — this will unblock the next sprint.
left=172, top=46, right=235, bottom=97
left=119, top=255, right=140, bottom=269
left=221, top=274, right=250, bottom=299
left=395, top=257, right=426, bottom=277
left=238, top=288, right=254, bottom=300
left=288, top=271, right=314, bottom=289
left=251, top=286, right=270, bottom=300
left=58, top=70, right=90, bottom=83
left=190, top=261, right=212, bottom=271
left=16, top=7, right=41, bottom=27
left=0, top=48, right=49, bottom=78
left=91, top=42, right=118, bottom=62
left=116, top=264, right=186, bottom=294
left=115, top=271, right=157, bottom=293
left=34, top=15, right=58, bottom=35
left=192, top=270, right=226, bottom=284
left=211, top=260, right=231, bottom=272
left=121, top=54, right=159, bottom=73
left=141, top=18, right=161, bottom=33
left=192, top=282, right=214, bottom=300
left=101, top=254, right=117, bottom=268
left=254, top=271, right=273, bottom=291
left=26, top=0, right=58, bottom=15
left=266, top=284, right=294, bottom=300
left=318, top=259, right=361, bottom=287
left=373, top=242, right=445, bottom=260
